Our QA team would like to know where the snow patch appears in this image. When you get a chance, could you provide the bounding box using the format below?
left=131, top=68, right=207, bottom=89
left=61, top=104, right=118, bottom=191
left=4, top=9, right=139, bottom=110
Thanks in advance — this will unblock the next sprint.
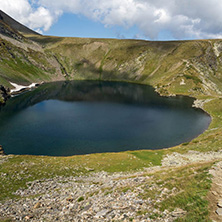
left=10, top=82, right=37, bottom=93
left=180, top=79, right=186, bottom=85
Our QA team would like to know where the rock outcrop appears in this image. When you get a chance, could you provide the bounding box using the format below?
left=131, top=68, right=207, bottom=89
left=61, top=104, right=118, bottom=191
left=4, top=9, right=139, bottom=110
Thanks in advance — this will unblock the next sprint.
left=0, top=85, right=10, bottom=105
left=0, top=145, right=5, bottom=155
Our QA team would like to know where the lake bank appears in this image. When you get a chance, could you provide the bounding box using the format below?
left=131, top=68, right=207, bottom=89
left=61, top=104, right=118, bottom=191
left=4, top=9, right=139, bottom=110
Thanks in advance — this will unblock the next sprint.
left=0, top=80, right=211, bottom=156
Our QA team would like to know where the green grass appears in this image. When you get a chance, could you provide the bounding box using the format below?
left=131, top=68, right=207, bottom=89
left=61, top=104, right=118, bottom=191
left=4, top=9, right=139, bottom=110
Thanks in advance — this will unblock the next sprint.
left=159, top=164, right=212, bottom=221
left=137, top=163, right=213, bottom=221
left=184, top=74, right=202, bottom=84
left=130, top=150, right=164, bottom=166
left=77, top=196, right=84, bottom=202
left=0, top=38, right=64, bottom=86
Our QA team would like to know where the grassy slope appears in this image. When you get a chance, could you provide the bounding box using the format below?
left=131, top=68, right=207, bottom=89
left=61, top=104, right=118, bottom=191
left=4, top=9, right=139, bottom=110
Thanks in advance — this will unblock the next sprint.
left=1, top=35, right=222, bottom=96
left=29, top=36, right=222, bottom=96
left=0, top=37, right=66, bottom=87
left=1, top=35, right=222, bottom=221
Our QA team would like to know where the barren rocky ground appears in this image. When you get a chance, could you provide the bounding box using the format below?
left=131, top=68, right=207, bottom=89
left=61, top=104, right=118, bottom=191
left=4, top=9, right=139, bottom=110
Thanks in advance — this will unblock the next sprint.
left=1, top=151, right=222, bottom=221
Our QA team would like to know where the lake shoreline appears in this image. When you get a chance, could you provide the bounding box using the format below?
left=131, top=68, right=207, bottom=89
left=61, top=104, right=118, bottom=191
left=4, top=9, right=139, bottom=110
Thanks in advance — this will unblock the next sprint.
left=0, top=80, right=212, bottom=157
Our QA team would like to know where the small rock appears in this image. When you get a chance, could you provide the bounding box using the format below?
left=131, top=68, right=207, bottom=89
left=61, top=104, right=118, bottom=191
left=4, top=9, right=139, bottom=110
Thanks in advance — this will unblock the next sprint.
left=66, top=197, right=74, bottom=202
left=93, top=207, right=100, bottom=212
left=85, top=167, right=94, bottom=172
left=212, top=191, right=218, bottom=196
left=216, top=208, right=222, bottom=216
left=134, top=200, right=144, bottom=205
left=217, top=200, right=222, bottom=208
left=33, top=202, right=41, bottom=209
left=171, top=208, right=186, bottom=217
left=24, top=215, right=33, bottom=220
left=94, top=209, right=110, bottom=218
left=119, top=214, right=128, bottom=220
left=82, top=204, right=92, bottom=212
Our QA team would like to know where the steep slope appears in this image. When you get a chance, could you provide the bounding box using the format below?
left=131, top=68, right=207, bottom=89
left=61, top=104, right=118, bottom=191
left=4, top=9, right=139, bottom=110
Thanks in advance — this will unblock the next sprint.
left=0, top=10, right=39, bottom=36
left=0, top=11, right=66, bottom=101
left=0, top=35, right=65, bottom=85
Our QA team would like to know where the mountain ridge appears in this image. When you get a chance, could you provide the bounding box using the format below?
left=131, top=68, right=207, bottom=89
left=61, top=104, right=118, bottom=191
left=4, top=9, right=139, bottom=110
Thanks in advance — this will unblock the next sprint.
left=0, top=10, right=222, bottom=100
left=0, top=10, right=40, bottom=36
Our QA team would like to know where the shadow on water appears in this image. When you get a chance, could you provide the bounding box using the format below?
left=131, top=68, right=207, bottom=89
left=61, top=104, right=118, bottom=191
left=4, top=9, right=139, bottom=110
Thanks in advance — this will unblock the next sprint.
left=0, top=81, right=211, bottom=156
left=1, top=80, right=195, bottom=112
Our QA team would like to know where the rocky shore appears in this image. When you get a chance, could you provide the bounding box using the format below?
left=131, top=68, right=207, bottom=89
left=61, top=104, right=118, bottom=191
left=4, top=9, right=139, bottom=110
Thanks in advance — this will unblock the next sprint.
left=192, top=98, right=213, bottom=110
left=0, top=145, right=5, bottom=155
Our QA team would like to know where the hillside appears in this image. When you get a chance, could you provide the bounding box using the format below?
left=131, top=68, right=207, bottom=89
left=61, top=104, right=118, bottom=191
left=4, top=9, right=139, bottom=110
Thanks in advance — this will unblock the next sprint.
left=0, top=10, right=222, bottom=98
left=1, top=11, right=222, bottom=221
left=32, top=36, right=222, bottom=97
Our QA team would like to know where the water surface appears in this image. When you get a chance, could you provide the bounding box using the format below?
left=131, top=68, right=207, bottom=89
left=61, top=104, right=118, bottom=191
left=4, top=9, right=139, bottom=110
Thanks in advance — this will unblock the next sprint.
left=0, top=81, right=211, bottom=156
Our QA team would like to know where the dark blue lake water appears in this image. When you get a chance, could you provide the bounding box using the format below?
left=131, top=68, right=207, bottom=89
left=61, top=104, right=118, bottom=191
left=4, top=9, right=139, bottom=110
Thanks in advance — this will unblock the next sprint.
left=0, top=81, right=211, bottom=156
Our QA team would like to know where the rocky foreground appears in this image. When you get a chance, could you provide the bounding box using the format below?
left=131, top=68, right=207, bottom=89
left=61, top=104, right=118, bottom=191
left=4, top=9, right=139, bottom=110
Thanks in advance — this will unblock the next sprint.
left=0, top=151, right=222, bottom=221
left=0, top=169, right=184, bottom=222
